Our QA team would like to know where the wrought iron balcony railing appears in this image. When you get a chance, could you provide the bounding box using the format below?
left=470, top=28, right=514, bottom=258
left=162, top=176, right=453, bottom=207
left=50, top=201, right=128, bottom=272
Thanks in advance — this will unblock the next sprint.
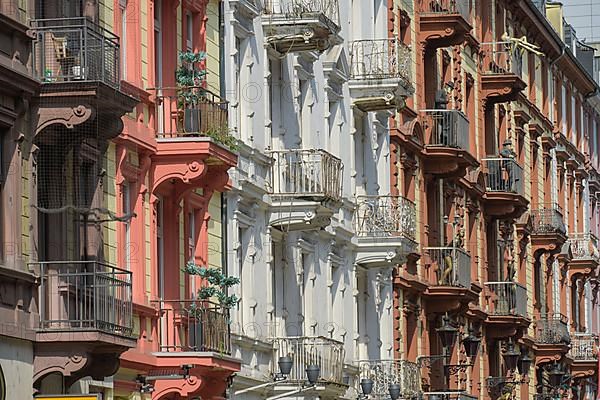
left=424, top=247, right=472, bottom=288
left=482, top=157, right=524, bottom=195
left=262, top=0, right=339, bottom=27
left=421, top=109, right=470, bottom=150
left=568, top=233, right=600, bottom=262
left=421, top=0, right=470, bottom=20
left=535, top=314, right=570, bottom=345
left=150, top=87, right=229, bottom=140
left=349, top=39, right=411, bottom=83
left=531, top=204, right=566, bottom=235
left=484, top=282, right=528, bottom=318
left=269, top=149, right=343, bottom=202
left=154, top=299, right=231, bottom=354
left=271, top=336, right=345, bottom=385
left=569, top=333, right=598, bottom=361
left=36, top=261, right=133, bottom=337
left=355, top=196, right=416, bottom=240
left=480, top=41, right=523, bottom=76
left=357, top=359, right=421, bottom=399
left=32, top=17, right=120, bottom=89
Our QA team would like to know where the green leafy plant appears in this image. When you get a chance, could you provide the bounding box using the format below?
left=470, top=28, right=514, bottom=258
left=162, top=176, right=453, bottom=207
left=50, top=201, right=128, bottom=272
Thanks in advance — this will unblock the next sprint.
left=176, top=51, right=207, bottom=108
left=183, top=261, right=240, bottom=308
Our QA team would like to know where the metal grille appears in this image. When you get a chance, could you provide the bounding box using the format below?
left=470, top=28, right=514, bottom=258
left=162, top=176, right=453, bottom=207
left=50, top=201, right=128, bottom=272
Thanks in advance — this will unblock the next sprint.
left=35, top=261, right=133, bottom=337
left=484, top=282, right=528, bottom=317
left=271, top=336, right=345, bottom=385
left=421, top=0, right=470, bottom=20
left=150, top=87, right=228, bottom=139
left=357, top=360, right=421, bottom=399
left=154, top=300, right=231, bottom=354
left=569, top=333, right=598, bottom=361
left=531, top=204, right=566, bottom=235
left=535, top=314, right=571, bottom=344
left=32, top=17, right=120, bottom=89
left=262, top=0, right=339, bottom=26
left=480, top=41, right=523, bottom=77
left=424, top=247, right=472, bottom=288
left=349, top=39, right=412, bottom=83
left=568, top=233, right=600, bottom=261
left=268, top=149, right=343, bottom=201
left=482, top=158, right=524, bottom=195
left=421, top=109, right=470, bottom=150
left=354, top=195, right=416, bottom=240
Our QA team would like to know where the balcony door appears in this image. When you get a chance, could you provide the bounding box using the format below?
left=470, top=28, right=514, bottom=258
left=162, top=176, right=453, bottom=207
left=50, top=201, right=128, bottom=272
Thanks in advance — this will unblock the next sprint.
left=156, top=197, right=164, bottom=300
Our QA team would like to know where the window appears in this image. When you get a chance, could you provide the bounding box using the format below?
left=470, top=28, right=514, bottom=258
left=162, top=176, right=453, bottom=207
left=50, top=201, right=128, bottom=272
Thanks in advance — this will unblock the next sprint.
left=186, top=12, right=193, bottom=51
left=156, top=198, right=164, bottom=299
left=188, top=210, right=196, bottom=292
left=154, top=0, right=163, bottom=86
left=120, top=0, right=128, bottom=79
left=122, top=182, right=132, bottom=270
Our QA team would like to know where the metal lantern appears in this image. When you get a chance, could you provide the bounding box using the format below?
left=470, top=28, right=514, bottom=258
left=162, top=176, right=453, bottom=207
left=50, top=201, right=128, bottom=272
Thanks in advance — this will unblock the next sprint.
left=389, top=383, right=401, bottom=400
left=278, top=356, right=293, bottom=376
left=436, top=315, right=458, bottom=350
left=502, top=340, right=521, bottom=371
left=306, top=364, right=320, bottom=385
left=462, top=330, right=481, bottom=359
left=360, top=378, right=374, bottom=395
left=517, top=353, right=533, bottom=376
left=548, top=363, right=565, bottom=387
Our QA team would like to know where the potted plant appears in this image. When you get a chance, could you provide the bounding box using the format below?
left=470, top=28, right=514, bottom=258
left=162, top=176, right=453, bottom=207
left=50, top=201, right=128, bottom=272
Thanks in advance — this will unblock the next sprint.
left=183, top=261, right=240, bottom=352
left=176, top=51, right=207, bottom=134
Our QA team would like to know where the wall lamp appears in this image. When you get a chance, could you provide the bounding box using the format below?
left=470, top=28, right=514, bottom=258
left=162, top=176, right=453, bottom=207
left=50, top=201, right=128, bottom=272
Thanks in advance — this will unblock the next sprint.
left=136, top=364, right=194, bottom=393
left=358, top=378, right=402, bottom=400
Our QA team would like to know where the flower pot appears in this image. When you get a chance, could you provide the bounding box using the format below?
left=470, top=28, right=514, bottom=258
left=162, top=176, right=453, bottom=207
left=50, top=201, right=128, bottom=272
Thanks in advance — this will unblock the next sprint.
left=184, top=107, right=201, bottom=134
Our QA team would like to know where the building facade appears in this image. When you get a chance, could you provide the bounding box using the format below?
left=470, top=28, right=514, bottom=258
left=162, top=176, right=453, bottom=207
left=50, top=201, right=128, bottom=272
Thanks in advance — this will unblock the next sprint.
left=0, top=0, right=599, bottom=399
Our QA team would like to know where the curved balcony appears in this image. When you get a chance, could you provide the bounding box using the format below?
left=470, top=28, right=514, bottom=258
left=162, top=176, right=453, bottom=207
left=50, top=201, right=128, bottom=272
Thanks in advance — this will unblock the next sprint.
left=357, top=360, right=421, bottom=399
left=32, top=17, right=137, bottom=139
left=261, top=0, right=340, bottom=53
left=482, top=157, right=528, bottom=219
left=354, top=195, right=418, bottom=268
left=530, top=204, right=567, bottom=258
left=568, top=333, right=598, bottom=378
left=567, top=233, right=600, bottom=278
left=271, top=336, right=345, bottom=386
left=418, top=0, right=472, bottom=49
left=483, top=282, right=530, bottom=338
left=268, top=149, right=343, bottom=230
left=533, top=314, right=571, bottom=364
left=33, top=261, right=135, bottom=385
left=422, top=247, right=478, bottom=312
left=480, top=41, right=527, bottom=105
left=421, top=110, right=477, bottom=177
left=349, top=39, right=413, bottom=111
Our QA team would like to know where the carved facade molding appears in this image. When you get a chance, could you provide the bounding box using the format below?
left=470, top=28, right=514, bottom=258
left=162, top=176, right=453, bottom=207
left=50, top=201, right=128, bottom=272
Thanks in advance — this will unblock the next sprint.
left=35, top=105, right=94, bottom=135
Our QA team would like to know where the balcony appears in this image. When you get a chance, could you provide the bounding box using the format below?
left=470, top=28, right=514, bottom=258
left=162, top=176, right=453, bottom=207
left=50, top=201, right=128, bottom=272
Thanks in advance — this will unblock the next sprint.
left=271, top=336, right=345, bottom=386
left=418, top=0, right=472, bottom=49
left=569, top=333, right=598, bottom=377
left=261, top=0, right=340, bottom=53
left=32, top=17, right=137, bottom=138
left=567, top=233, right=600, bottom=278
left=423, top=392, right=478, bottom=400
left=354, top=195, right=418, bottom=268
left=481, top=157, right=528, bottom=219
left=348, top=39, right=413, bottom=111
left=268, top=149, right=343, bottom=230
left=33, top=261, right=135, bottom=383
left=357, top=360, right=421, bottom=399
left=149, top=87, right=238, bottom=197
left=480, top=41, right=527, bottom=105
left=484, top=282, right=529, bottom=337
left=530, top=204, right=567, bottom=257
left=422, top=247, right=477, bottom=312
left=421, top=110, right=477, bottom=177
left=533, top=314, right=571, bottom=363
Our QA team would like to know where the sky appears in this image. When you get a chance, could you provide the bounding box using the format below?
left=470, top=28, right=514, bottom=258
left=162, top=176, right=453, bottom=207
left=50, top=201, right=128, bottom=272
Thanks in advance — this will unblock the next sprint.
left=562, top=0, right=600, bottom=42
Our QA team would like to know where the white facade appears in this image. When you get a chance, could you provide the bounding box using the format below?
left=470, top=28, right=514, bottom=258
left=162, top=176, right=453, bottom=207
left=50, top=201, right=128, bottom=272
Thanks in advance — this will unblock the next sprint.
left=222, top=0, right=414, bottom=398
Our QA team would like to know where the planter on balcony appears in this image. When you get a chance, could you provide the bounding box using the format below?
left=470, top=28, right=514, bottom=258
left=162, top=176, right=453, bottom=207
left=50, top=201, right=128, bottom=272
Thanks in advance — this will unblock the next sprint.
left=421, top=109, right=477, bottom=177
left=268, top=149, right=343, bottom=231
left=348, top=38, right=413, bottom=111
left=354, top=195, right=418, bottom=268
left=261, top=0, right=341, bottom=53
left=357, top=359, right=421, bottom=399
